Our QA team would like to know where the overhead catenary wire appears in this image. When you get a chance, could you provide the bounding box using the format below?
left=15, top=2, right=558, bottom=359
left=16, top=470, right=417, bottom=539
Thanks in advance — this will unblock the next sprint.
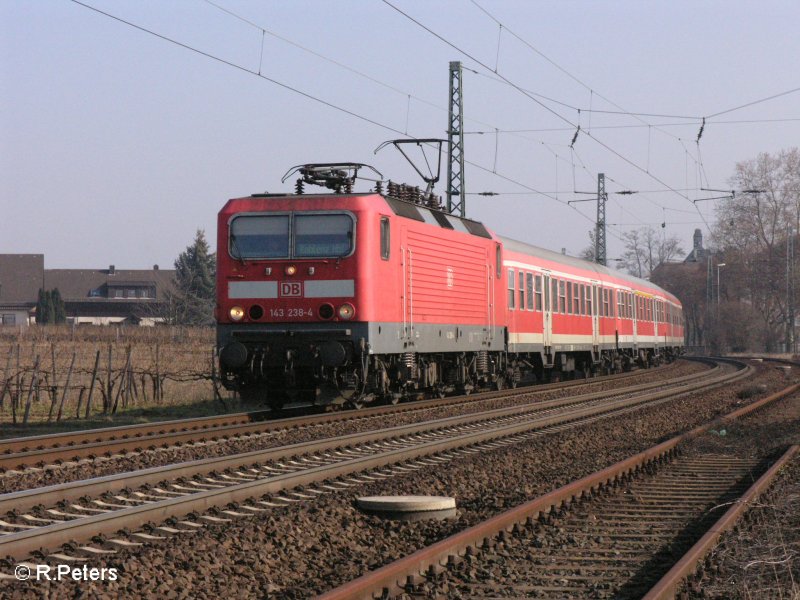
left=202, top=0, right=589, bottom=170
left=705, top=86, right=800, bottom=119
left=467, top=0, right=697, bottom=146
left=69, top=0, right=792, bottom=253
left=463, top=117, right=800, bottom=134
left=197, top=0, right=798, bottom=237
left=381, top=0, right=707, bottom=215
left=463, top=0, right=800, bottom=200
left=70, top=0, right=580, bottom=211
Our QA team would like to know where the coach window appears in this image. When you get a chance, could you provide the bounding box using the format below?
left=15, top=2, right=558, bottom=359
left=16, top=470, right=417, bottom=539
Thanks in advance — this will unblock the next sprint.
left=566, top=282, right=572, bottom=314
left=380, top=217, right=390, bottom=260
left=508, top=269, right=515, bottom=309
left=519, top=271, right=525, bottom=309
left=558, top=280, right=566, bottom=313
left=579, top=284, right=585, bottom=315
left=551, top=278, right=558, bottom=313
left=230, top=214, right=290, bottom=258
left=534, top=275, right=543, bottom=311
left=586, top=285, right=592, bottom=315
left=526, top=273, right=534, bottom=310
left=573, top=283, right=580, bottom=314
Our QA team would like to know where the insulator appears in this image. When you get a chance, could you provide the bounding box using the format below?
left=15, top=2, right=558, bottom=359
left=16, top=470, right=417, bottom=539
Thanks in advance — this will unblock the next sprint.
left=295, top=179, right=305, bottom=195
left=345, top=181, right=352, bottom=194
left=375, top=180, right=383, bottom=194
left=476, top=351, right=488, bottom=373
left=388, top=181, right=398, bottom=198
left=413, top=186, right=421, bottom=203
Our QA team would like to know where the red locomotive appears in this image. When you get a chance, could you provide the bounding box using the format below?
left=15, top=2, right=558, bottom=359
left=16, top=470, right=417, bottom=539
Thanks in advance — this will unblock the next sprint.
left=216, top=163, right=683, bottom=409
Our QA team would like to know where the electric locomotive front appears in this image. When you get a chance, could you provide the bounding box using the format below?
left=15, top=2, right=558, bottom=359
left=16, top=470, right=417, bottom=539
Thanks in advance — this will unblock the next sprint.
left=216, top=167, right=385, bottom=408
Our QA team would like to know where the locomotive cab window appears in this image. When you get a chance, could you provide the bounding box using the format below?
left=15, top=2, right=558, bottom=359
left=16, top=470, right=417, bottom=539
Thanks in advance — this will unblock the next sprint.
left=294, top=214, right=353, bottom=257
left=230, top=214, right=290, bottom=258
left=229, top=212, right=355, bottom=259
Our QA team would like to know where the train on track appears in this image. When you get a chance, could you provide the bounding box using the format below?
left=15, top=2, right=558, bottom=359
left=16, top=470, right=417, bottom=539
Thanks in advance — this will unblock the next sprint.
left=216, top=162, right=684, bottom=409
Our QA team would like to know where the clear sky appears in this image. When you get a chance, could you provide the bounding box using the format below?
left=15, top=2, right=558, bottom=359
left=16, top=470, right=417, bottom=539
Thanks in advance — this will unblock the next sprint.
left=2, top=0, right=798, bottom=269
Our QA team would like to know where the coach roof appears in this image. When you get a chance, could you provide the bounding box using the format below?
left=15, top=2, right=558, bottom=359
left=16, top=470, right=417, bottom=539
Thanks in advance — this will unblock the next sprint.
left=499, top=236, right=678, bottom=302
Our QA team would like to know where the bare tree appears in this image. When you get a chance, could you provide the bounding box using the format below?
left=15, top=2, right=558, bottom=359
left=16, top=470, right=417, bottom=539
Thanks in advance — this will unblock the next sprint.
left=579, top=229, right=596, bottom=262
left=710, top=147, right=800, bottom=350
left=619, top=227, right=684, bottom=279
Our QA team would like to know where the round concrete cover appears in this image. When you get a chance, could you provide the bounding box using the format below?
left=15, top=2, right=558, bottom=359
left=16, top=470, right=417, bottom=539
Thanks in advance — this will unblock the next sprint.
left=357, top=495, right=456, bottom=512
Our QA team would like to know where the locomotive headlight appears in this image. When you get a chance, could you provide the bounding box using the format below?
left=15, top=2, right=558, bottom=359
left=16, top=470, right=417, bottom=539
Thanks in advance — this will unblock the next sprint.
left=229, top=306, right=245, bottom=321
left=285, top=265, right=297, bottom=276
left=338, top=303, right=355, bottom=320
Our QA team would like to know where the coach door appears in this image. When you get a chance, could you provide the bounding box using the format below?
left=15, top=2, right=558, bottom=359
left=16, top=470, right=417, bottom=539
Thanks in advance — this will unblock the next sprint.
left=542, top=273, right=552, bottom=349
left=632, top=293, right=638, bottom=350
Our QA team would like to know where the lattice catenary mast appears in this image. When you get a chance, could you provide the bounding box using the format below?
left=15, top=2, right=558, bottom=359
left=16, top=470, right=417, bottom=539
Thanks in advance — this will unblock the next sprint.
left=595, top=173, right=607, bottom=266
left=447, top=61, right=465, bottom=217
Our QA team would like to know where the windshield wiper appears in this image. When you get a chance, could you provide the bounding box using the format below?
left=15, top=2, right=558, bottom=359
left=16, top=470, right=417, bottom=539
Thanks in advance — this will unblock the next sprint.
left=230, top=233, right=248, bottom=266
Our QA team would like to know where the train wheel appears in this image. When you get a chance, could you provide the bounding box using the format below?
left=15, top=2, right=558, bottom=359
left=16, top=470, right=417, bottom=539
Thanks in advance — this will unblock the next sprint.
left=266, top=388, right=287, bottom=411
left=239, top=384, right=267, bottom=404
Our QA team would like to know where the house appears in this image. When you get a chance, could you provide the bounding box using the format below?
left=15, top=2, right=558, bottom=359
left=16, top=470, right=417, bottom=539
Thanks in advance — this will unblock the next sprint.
left=683, top=229, right=710, bottom=264
left=0, top=254, right=45, bottom=326
left=0, top=255, right=175, bottom=326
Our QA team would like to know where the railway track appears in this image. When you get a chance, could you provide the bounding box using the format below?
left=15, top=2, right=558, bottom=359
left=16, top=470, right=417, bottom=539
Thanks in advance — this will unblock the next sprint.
left=0, top=358, right=747, bottom=564
left=0, top=360, right=696, bottom=472
left=318, top=372, right=800, bottom=600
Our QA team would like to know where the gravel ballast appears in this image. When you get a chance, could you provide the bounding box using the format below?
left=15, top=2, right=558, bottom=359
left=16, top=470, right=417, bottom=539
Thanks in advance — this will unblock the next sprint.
left=2, top=361, right=795, bottom=600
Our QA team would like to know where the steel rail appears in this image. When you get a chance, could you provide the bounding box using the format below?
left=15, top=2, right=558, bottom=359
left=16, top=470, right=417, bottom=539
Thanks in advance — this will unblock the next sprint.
left=316, top=375, right=798, bottom=600
left=0, top=362, right=737, bottom=516
left=0, top=360, right=746, bottom=560
left=0, top=361, right=692, bottom=468
left=0, top=361, right=718, bottom=472
left=642, top=444, right=799, bottom=600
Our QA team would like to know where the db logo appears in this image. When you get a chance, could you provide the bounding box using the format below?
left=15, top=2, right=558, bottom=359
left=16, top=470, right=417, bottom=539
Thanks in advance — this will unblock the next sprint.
left=279, top=282, right=303, bottom=297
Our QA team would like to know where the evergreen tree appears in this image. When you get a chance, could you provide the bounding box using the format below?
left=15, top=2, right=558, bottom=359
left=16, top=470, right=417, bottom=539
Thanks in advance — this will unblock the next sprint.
left=36, top=289, right=56, bottom=324
left=166, top=229, right=216, bottom=325
left=51, top=288, right=66, bottom=324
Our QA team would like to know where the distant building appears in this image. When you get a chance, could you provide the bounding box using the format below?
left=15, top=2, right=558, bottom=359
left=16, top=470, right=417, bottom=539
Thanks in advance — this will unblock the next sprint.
left=0, top=254, right=175, bottom=326
left=0, top=254, right=45, bottom=326
left=651, top=228, right=715, bottom=349
left=683, top=228, right=710, bottom=263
